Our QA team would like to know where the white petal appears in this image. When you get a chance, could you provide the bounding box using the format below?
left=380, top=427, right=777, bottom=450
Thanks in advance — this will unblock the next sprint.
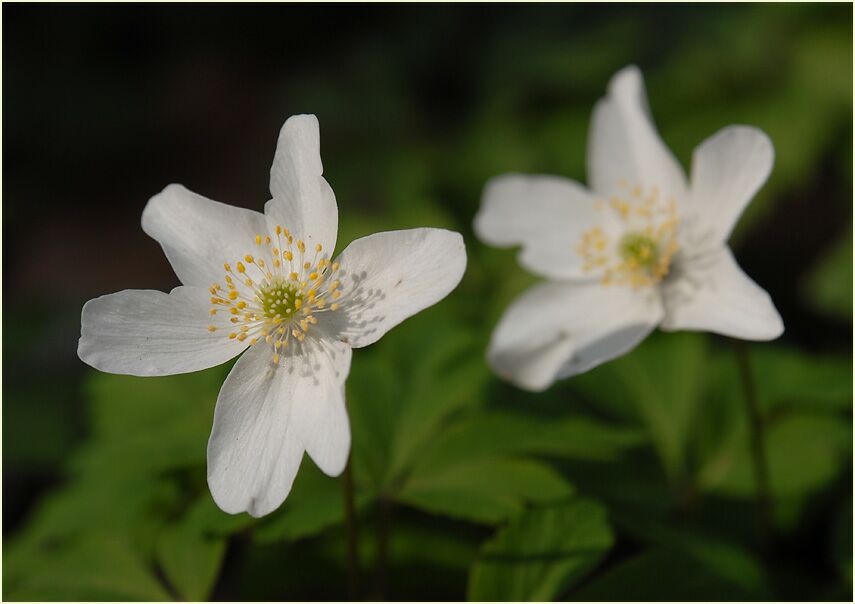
left=474, top=174, right=618, bottom=280
left=327, top=228, right=467, bottom=348
left=265, top=115, right=338, bottom=254
left=661, top=247, right=783, bottom=340
left=686, top=126, right=774, bottom=250
left=141, top=184, right=269, bottom=288
left=78, top=286, right=247, bottom=376
left=206, top=343, right=304, bottom=517
left=587, top=65, right=687, bottom=203
left=289, top=339, right=352, bottom=476
left=487, top=281, right=664, bottom=391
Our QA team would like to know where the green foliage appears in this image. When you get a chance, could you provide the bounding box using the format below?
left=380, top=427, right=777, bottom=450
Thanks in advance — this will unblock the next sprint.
left=5, top=4, right=852, bottom=601
left=803, top=231, right=853, bottom=320
left=467, top=499, right=614, bottom=601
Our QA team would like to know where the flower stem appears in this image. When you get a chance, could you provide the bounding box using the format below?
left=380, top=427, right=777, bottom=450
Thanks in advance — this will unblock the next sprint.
left=342, top=459, right=360, bottom=600
left=373, top=496, right=392, bottom=600
left=733, top=339, right=771, bottom=548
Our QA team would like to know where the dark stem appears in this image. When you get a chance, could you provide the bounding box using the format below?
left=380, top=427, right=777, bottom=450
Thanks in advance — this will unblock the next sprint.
left=373, top=496, right=392, bottom=600
left=734, top=339, right=771, bottom=548
left=343, top=459, right=360, bottom=600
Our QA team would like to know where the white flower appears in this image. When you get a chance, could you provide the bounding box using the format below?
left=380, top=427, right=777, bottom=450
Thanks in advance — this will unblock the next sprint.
left=78, top=115, right=467, bottom=516
left=474, top=65, right=783, bottom=392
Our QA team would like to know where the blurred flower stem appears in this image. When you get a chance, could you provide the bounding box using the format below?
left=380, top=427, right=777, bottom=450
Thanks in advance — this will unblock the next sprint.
left=343, top=459, right=360, bottom=599
left=374, top=496, right=392, bottom=600
left=734, top=339, right=771, bottom=549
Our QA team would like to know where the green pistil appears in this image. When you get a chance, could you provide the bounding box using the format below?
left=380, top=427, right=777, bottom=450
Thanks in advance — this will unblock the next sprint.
left=619, top=232, right=658, bottom=269
left=259, top=276, right=303, bottom=320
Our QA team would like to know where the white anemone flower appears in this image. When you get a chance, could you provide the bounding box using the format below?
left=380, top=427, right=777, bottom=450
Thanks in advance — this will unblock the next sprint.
left=475, top=66, right=783, bottom=392
left=78, top=115, right=467, bottom=516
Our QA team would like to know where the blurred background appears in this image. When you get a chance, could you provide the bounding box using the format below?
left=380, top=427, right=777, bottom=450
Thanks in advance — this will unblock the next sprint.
left=3, top=3, right=852, bottom=601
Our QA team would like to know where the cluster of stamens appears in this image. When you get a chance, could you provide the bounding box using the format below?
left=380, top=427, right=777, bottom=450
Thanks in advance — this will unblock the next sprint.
left=577, top=181, right=680, bottom=288
left=207, top=225, right=344, bottom=365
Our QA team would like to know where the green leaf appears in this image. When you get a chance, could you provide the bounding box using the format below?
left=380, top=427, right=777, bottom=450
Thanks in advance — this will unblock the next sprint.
left=6, top=534, right=171, bottom=601
left=399, top=458, right=573, bottom=524
left=614, top=517, right=772, bottom=597
left=704, top=413, right=851, bottom=499
left=467, top=499, right=614, bottom=601
left=802, top=231, right=853, bottom=319
left=751, top=347, right=853, bottom=412
left=570, top=547, right=764, bottom=601
left=410, top=411, right=645, bottom=469
left=156, top=522, right=226, bottom=601
left=76, top=368, right=225, bottom=477
left=571, top=332, right=708, bottom=484
left=254, top=463, right=372, bottom=544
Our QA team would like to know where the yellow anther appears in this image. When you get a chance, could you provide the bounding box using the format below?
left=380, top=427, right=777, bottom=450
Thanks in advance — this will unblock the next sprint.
left=237, top=333, right=247, bottom=342
left=209, top=286, right=217, bottom=295
left=300, top=319, right=309, bottom=332
left=294, top=298, right=303, bottom=310
left=228, top=332, right=237, bottom=339
left=333, top=291, right=342, bottom=299
left=244, top=255, right=254, bottom=264
left=331, top=280, right=341, bottom=289
left=209, top=309, right=217, bottom=315
left=257, top=259, right=265, bottom=268
left=230, top=307, right=239, bottom=315
left=249, top=338, right=258, bottom=346
left=316, top=243, right=323, bottom=252
left=290, top=272, right=298, bottom=281
left=276, top=225, right=282, bottom=235
left=265, top=236, right=271, bottom=244
left=224, top=263, right=231, bottom=272
left=236, top=301, right=247, bottom=309
left=255, top=235, right=262, bottom=245
left=274, top=340, right=282, bottom=349
left=297, top=240, right=306, bottom=252
left=309, top=272, right=318, bottom=281
left=228, top=290, right=239, bottom=300
left=274, top=259, right=281, bottom=268
left=284, top=251, right=293, bottom=261
left=304, top=261, right=311, bottom=270
left=208, top=325, right=217, bottom=332
left=330, top=303, right=339, bottom=311
left=273, top=354, right=280, bottom=364
left=230, top=317, right=239, bottom=323
left=245, top=278, right=253, bottom=287
left=332, top=262, right=340, bottom=271
left=237, top=262, right=246, bottom=273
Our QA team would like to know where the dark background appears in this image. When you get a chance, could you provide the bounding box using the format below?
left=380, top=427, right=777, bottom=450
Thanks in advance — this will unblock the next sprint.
left=4, top=3, right=852, bottom=601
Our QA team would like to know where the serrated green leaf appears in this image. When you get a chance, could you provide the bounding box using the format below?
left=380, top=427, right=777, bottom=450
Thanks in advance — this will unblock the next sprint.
left=467, top=499, right=613, bottom=600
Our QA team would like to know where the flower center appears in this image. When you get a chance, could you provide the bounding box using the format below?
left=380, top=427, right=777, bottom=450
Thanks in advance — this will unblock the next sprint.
left=206, top=225, right=343, bottom=365
left=577, top=182, right=680, bottom=288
